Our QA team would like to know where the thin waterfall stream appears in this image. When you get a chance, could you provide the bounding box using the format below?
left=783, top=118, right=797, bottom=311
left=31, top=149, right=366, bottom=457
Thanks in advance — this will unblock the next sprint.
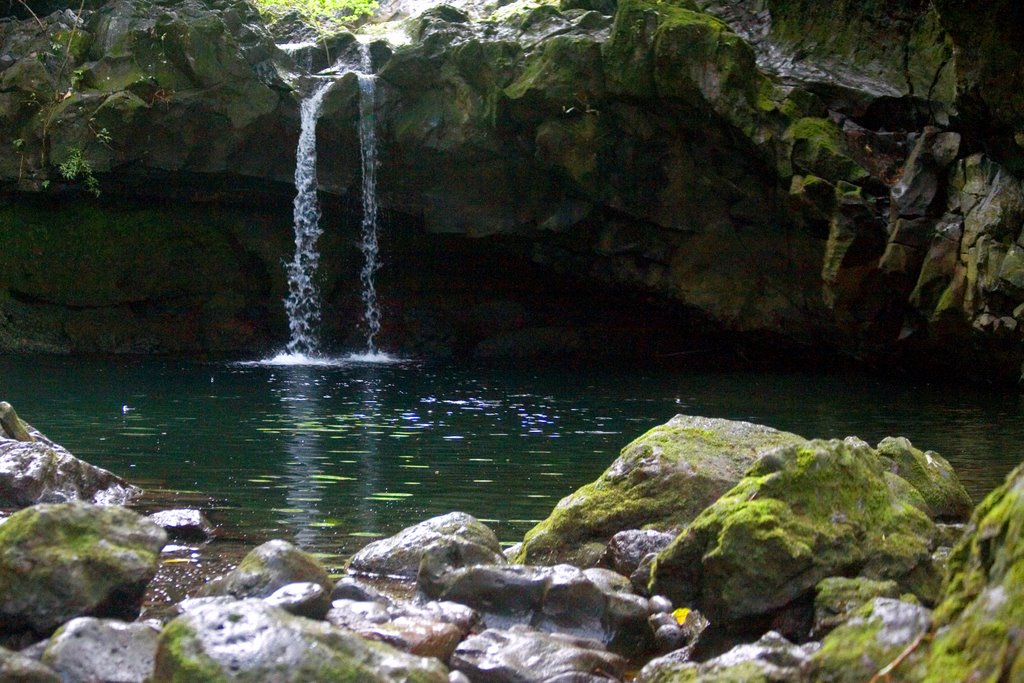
left=282, top=77, right=334, bottom=360
left=357, top=49, right=382, bottom=357
left=271, top=45, right=394, bottom=365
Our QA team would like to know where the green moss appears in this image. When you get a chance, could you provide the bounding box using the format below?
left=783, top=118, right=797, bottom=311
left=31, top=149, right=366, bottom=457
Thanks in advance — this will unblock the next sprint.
left=922, top=463, right=1024, bottom=680
left=513, top=416, right=805, bottom=566
left=155, top=621, right=228, bottom=683
left=786, top=117, right=868, bottom=183
left=650, top=439, right=939, bottom=627
left=877, top=437, right=973, bottom=521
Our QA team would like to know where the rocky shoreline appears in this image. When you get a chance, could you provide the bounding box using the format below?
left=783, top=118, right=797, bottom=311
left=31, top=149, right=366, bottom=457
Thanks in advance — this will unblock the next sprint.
left=1, top=402, right=1020, bottom=681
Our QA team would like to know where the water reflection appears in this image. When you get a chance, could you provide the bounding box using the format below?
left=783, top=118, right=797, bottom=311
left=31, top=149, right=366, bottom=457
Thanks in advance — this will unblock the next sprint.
left=271, top=366, right=329, bottom=550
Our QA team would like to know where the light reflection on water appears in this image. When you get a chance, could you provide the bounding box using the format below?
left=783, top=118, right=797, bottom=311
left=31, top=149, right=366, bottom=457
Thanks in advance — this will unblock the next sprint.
left=1, top=356, right=1022, bottom=564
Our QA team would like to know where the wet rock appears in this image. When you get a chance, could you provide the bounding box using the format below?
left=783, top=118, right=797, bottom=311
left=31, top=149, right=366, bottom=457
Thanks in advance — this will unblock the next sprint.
left=358, top=616, right=464, bottom=661
left=513, top=415, right=806, bottom=567
left=147, top=509, right=215, bottom=542
left=637, top=630, right=815, bottom=683
left=876, top=437, right=973, bottom=521
left=647, top=606, right=708, bottom=654
left=0, top=502, right=166, bottom=636
left=812, top=598, right=931, bottom=683
left=599, top=529, right=676, bottom=577
left=331, top=577, right=391, bottom=604
left=264, top=582, right=331, bottom=620
left=0, top=423, right=140, bottom=508
left=0, top=646, right=60, bottom=683
left=918, top=460, right=1024, bottom=679
left=811, top=576, right=903, bottom=639
left=451, top=625, right=626, bottom=683
left=424, top=563, right=653, bottom=657
left=650, top=438, right=939, bottom=639
left=198, top=539, right=332, bottom=600
left=349, top=512, right=504, bottom=580
left=152, top=599, right=450, bottom=682
left=0, top=402, right=33, bottom=442
left=41, top=617, right=159, bottom=683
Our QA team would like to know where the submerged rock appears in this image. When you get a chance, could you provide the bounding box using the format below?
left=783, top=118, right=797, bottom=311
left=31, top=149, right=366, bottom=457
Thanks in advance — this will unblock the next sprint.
left=0, top=419, right=139, bottom=508
left=650, top=438, right=940, bottom=638
left=198, top=539, right=332, bottom=600
left=41, top=617, right=159, bottom=683
left=451, top=625, right=626, bottom=683
left=152, top=599, right=450, bottom=682
left=0, top=502, right=166, bottom=636
left=513, top=415, right=807, bottom=567
left=349, top=512, right=504, bottom=580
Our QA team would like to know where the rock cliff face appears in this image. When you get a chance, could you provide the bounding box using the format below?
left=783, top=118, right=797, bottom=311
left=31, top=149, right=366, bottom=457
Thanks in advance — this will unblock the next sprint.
left=0, top=0, right=1021, bottom=377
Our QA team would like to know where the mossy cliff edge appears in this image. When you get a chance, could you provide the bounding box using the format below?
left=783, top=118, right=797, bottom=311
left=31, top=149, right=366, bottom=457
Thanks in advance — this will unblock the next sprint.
left=0, top=0, right=1022, bottom=378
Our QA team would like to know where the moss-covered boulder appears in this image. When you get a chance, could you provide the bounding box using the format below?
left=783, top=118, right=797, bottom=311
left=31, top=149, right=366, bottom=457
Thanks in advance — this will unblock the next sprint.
left=0, top=502, right=166, bottom=637
left=152, top=599, right=450, bottom=682
left=917, top=460, right=1024, bottom=680
left=650, top=438, right=940, bottom=636
left=635, top=630, right=814, bottom=683
left=513, top=415, right=807, bottom=567
left=198, top=540, right=332, bottom=601
left=876, top=437, right=973, bottom=522
left=811, top=576, right=904, bottom=639
left=812, top=598, right=931, bottom=683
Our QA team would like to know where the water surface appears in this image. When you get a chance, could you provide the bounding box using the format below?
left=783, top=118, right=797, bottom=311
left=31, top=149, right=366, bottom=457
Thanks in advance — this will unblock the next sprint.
left=2, top=356, right=1021, bottom=569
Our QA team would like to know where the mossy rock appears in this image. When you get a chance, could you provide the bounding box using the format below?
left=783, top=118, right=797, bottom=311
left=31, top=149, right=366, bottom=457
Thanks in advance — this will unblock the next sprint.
left=512, top=415, right=807, bottom=567
left=919, top=461, right=1024, bottom=681
left=650, top=438, right=940, bottom=634
left=152, top=599, right=450, bottom=682
left=0, top=646, right=60, bottom=683
left=811, top=576, right=903, bottom=639
left=812, top=597, right=931, bottom=683
left=0, top=502, right=167, bottom=636
left=198, top=540, right=332, bottom=600
left=876, top=437, right=973, bottom=522
left=786, top=117, right=869, bottom=184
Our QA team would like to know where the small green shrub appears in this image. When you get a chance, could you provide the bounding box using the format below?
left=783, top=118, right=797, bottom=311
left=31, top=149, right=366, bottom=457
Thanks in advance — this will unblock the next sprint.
left=251, top=0, right=379, bottom=31
left=58, top=147, right=100, bottom=197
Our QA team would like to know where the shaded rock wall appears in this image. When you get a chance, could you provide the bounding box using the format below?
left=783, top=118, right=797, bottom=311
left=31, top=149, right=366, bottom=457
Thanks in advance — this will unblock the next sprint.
left=0, top=0, right=1021, bottom=378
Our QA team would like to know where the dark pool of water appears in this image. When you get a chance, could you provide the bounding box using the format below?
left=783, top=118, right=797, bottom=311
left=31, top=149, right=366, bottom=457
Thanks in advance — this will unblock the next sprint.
left=2, top=356, right=1021, bottom=571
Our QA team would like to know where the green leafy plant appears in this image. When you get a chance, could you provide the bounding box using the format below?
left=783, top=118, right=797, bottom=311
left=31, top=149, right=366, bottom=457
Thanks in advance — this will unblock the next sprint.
left=251, top=0, right=379, bottom=32
left=58, top=147, right=101, bottom=197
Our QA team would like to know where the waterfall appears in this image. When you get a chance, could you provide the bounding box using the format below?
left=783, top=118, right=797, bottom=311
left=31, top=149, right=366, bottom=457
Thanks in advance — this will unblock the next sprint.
left=356, top=46, right=382, bottom=355
left=283, top=78, right=334, bottom=359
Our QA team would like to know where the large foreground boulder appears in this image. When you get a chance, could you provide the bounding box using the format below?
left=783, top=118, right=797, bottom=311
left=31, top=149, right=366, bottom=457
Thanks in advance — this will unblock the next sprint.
left=0, top=502, right=166, bottom=636
left=0, top=408, right=140, bottom=507
left=650, top=438, right=940, bottom=637
left=513, top=415, right=807, bottom=567
left=41, top=617, right=159, bottom=683
left=915, top=460, right=1024, bottom=679
left=152, top=599, right=450, bottom=682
